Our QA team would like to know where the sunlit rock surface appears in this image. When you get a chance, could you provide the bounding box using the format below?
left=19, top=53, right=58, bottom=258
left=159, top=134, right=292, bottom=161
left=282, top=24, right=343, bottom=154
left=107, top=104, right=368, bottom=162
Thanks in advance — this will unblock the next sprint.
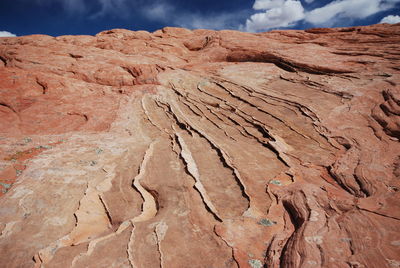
left=0, top=24, right=399, bottom=268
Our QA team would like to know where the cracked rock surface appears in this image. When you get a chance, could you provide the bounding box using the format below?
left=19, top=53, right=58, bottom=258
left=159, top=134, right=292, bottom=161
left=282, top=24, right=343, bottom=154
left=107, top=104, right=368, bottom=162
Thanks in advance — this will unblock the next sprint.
left=0, top=24, right=400, bottom=267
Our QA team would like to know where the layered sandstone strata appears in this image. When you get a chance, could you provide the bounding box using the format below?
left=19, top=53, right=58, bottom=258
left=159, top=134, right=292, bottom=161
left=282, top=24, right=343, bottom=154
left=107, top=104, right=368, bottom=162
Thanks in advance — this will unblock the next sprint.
left=0, top=24, right=399, bottom=267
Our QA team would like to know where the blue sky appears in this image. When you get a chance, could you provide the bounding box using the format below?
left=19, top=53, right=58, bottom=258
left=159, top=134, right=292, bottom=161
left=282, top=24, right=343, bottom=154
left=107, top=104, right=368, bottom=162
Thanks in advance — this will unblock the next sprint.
left=1, top=0, right=400, bottom=37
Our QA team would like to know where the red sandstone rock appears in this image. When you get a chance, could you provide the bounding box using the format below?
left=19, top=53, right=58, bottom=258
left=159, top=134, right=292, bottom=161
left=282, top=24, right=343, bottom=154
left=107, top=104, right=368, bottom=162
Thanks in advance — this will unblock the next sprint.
left=0, top=24, right=399, bottom=268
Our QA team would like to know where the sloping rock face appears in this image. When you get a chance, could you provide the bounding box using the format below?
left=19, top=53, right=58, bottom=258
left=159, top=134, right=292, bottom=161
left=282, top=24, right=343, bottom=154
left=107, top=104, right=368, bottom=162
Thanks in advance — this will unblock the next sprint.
left=0, top=24, right=399, bottom=268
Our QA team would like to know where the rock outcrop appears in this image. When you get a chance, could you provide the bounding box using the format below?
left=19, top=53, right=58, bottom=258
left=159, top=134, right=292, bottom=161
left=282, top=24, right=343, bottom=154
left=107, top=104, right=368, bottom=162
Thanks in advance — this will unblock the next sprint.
left=0, top=23, right=399, bottom=268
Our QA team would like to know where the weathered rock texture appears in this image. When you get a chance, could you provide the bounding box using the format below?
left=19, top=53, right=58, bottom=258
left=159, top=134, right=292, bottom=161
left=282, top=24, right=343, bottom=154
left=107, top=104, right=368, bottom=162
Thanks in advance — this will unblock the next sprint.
left=0, top=24, right=399, bottom=268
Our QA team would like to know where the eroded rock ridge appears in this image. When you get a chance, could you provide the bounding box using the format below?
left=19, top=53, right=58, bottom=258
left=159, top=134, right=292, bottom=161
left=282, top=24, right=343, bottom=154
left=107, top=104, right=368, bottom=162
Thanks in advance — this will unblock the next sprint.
left=0, top=24, right=399, bottom=267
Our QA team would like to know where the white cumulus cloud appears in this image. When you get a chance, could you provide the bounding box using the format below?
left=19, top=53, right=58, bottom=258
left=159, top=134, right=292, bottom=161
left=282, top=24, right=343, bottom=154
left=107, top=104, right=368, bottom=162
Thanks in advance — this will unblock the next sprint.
left=0, top=31, right=16, bottom=37
left=380, top=14, right=400, bottom=23
left=305, top=0, right=398, bottom=25
left=253, top=0, right=286, bottom=10
left=245, top=0, right=305, bottom=32
left=244, top=0, right=400, bottom=32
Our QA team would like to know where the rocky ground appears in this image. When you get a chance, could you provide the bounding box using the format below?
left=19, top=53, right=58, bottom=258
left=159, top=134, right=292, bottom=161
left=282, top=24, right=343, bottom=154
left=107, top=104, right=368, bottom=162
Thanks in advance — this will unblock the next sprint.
left=0, top=23, right=399, bottom=268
